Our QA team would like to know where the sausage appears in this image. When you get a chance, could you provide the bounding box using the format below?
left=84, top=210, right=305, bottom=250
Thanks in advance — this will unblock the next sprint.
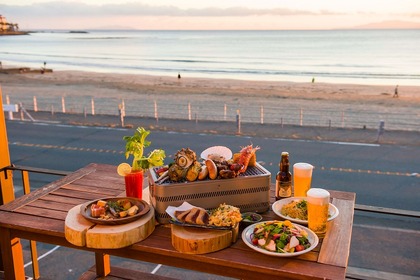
left=205, top=159, right=218, bottom=180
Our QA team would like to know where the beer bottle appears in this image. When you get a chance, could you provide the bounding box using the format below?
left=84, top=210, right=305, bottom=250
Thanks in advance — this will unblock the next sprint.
left=275, top=152, right=292, bottom=200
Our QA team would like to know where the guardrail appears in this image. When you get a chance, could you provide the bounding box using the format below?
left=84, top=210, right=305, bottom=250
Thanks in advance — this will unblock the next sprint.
left=4, top=95, right=419, bottom=131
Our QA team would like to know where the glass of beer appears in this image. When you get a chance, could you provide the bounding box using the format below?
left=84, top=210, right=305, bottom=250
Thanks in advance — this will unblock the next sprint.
left=307, top=188, right=330, bottom=238
left=293, top=163, right=313, bottom=197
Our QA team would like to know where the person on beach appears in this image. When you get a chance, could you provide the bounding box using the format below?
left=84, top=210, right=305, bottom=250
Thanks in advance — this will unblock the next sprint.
left=178, top=73, right=181, bottom=79
left=393, top=85, right=399, bottom=98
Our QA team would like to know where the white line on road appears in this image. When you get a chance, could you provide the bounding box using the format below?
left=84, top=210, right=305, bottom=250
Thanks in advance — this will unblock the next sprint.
left=24, top=245, right=61, bottom=268
left=151, top=264, right=162, bottom=274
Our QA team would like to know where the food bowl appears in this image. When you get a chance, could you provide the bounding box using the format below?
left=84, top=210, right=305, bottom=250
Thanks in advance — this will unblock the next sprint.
left=241, top=212, right=263, bottom=224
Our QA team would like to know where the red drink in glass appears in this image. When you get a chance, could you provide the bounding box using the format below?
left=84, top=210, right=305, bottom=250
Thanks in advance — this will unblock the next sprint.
left=124, top=171, right=143, bottom=199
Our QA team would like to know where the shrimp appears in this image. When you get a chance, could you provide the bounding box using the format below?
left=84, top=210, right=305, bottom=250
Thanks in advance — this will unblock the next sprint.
left=237, top=144, right=260, bottom=173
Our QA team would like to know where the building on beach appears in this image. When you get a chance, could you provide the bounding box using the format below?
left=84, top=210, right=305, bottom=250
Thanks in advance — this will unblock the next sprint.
left=0, top=15, right=27, bottom=35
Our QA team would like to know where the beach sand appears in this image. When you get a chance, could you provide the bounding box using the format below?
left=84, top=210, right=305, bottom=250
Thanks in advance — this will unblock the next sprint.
left=1, top=70, right=419, bottom=145
left=2, top=70, right=419, bottom=102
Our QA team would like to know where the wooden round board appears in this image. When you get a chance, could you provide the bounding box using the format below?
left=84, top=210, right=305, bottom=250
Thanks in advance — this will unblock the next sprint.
left=171, top=223, right=239, bottom=254
left=65, top=203, right=155, bottom=249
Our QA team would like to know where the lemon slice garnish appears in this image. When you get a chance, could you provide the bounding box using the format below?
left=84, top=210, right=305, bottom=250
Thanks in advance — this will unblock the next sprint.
left=117, top=163, right=132, bottom=176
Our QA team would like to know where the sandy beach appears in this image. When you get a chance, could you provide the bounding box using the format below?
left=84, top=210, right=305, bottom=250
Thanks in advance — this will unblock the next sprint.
left=1, top=70, right=419, bottom=132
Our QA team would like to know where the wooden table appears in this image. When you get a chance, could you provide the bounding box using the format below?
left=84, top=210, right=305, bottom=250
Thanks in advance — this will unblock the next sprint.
left=0, top=163, right=355, bottom=280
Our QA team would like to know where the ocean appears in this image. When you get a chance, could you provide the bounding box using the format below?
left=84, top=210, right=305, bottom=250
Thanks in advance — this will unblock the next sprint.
left=1, top=29, right=420, bottom=85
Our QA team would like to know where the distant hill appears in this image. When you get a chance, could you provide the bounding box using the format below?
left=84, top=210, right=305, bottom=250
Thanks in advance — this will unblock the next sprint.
left=353, top=20, right=420, bottom=29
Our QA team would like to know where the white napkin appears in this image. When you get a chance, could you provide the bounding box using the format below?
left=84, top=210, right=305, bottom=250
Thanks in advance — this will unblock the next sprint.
left=166, top=202, right=197, bottom=221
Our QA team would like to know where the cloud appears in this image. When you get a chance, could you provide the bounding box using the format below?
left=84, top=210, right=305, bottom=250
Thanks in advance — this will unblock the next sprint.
left=0, top=1, right=342, bottom=18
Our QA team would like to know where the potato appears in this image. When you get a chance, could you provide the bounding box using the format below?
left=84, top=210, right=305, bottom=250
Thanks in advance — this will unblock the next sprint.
left=118, top=199, right=132, bottom=210
left=127, top=205, right=139, bottom=216
left=198, top=165, right=209, bottom=180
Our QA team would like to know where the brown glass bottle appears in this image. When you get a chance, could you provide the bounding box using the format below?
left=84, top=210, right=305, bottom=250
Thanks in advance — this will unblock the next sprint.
left=275, top=152, right=292, bottom=200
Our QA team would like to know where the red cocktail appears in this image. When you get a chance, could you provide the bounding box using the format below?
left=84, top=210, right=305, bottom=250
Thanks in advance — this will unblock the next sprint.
left=124, top=171, right=143, bottom=199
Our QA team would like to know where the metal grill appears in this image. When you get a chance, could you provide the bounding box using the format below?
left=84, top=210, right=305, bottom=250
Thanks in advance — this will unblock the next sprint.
left=147, top=163, right=271, bottom=224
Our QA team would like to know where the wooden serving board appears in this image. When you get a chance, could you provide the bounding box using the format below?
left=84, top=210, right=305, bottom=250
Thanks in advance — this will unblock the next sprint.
left=171, top=223, right=239, bottom=254
left=65, top=204, right=155, bottom=249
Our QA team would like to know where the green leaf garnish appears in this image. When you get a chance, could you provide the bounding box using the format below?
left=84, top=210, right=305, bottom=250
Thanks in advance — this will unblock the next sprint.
left=123, top=127, right=166, bottom=171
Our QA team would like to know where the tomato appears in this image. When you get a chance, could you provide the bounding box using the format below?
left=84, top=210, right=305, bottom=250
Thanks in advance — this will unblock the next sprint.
left=251, top=238, right=259, bottom=245
left=295, top=245, right=305, bottom=252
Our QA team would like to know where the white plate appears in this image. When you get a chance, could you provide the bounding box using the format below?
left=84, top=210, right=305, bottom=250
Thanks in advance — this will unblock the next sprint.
left=241, top=221, right=319, bottom=257
left=272, top=197, right=339, bottom=225
left=200, top=146, right=232, bottom=160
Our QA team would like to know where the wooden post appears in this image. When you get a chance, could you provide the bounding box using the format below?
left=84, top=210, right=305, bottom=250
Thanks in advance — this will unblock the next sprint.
left=224, top=104, right=227, bottom=121
left=5, top=95, right=12, bottom=120
left=61, top=96, right=66, bottom=113
left=300, top=108, right=303, bottom=126
left=119, top=103, right=125, bottom=127
left=33, top=96, right=38, bottom=112
left=154, top=100, right=158, bottom=122
left=188, top=102, right=191, bottom=121
left=236, top=109, right=241, bottom=134
left=91, top=97, right=95, bottom=115
left=260, top=105, right=264, bottom=125
left=95, top=252, right=111, bottom=277
left=19, top=103, right=24, bottom=120
left=0, top=88, right=15, bottom=205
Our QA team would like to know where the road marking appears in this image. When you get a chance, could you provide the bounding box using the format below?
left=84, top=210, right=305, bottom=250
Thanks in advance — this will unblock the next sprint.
left=9, top=141, right=124, bottom=155
left=9, top=141, right=418, bottom=177
left=354, top=224, right=420, bottom=235
left=151, top=264, right=162, bottom=274
left=24, top=245, right=61, bottom=268
left=319, top=166, right=419, bottom=177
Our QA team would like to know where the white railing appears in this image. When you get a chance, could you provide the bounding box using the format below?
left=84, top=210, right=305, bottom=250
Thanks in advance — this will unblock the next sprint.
left=5, top=95, right=419, bottom=131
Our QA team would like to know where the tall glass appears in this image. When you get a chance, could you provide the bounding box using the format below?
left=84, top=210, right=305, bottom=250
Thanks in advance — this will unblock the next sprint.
left=124, top=170, right=144, bottom=199
left=293, top=163, right=313, bottom=197
left=307, top=188, right=330, bottom=238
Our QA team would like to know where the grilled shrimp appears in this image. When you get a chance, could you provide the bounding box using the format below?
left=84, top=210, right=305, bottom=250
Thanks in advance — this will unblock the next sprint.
left=237, top=144, right=260, bottom=173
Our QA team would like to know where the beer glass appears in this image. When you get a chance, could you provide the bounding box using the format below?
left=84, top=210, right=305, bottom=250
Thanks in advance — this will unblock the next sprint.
left=293, top=163, right=313, bottom=197
left=307, top=188, right=330, bottom=238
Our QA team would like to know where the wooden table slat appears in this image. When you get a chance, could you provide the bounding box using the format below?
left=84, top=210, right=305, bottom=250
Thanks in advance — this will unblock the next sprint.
left=62, top=183, right=124, bottom=196
left=318, top=197, right=355, bottom=267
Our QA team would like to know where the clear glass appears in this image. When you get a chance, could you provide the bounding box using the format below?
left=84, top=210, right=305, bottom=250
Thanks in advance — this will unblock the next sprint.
left=307, top=188, right=330, bottom=238
left=124, top=171, right=144, bottom=199
left=293, top=162, right=313, bottom=197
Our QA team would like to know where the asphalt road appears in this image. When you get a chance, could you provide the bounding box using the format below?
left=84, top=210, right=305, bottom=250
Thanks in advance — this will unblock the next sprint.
left=6, top=120, right=419, bottom=211
left=4, top=120, right=420, bottom=279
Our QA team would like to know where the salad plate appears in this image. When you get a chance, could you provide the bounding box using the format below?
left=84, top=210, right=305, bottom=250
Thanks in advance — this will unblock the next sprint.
left=272, top=197, right=339, bottom=225
left=200, top=146, right=232, bottom=160
left=241, top=220, right=319, bottom=257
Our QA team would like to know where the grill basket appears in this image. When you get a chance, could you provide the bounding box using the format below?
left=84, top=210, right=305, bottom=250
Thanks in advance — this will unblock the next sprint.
left=147, top=163, right=271, bottom=224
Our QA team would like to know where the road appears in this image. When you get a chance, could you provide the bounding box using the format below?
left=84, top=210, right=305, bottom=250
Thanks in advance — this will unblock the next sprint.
left=7, top=120, right=419, bottom=211
left=4, top=120, right=420, bottom=279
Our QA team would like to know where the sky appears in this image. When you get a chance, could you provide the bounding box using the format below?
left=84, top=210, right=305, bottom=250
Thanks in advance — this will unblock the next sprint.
left=1, top=0, right=420, bottom=30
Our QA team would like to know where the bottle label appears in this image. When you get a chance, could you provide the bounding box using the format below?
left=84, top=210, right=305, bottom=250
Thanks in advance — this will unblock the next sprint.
left=276, top=180, right=291, bottom=199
